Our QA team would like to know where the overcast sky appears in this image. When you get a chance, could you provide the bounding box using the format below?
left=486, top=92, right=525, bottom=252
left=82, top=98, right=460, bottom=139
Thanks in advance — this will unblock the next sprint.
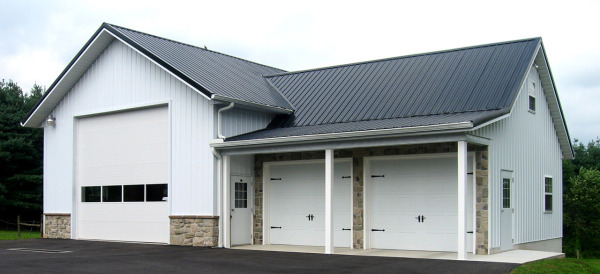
left=1, top=0, right=599, bottom=143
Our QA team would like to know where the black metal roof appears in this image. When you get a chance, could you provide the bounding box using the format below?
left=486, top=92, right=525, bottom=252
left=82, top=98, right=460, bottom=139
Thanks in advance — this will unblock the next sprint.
left=227, top=110, right=499, bottom=141
left=105, top=24, right=293, bottom=110
left=227, top=38, right=540, bottom=141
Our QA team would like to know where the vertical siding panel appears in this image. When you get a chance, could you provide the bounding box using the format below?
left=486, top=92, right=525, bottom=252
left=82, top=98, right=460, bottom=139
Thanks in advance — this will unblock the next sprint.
left=44, top=40, right=221, bottom=216
left=473, top=65, right=563, bottom=249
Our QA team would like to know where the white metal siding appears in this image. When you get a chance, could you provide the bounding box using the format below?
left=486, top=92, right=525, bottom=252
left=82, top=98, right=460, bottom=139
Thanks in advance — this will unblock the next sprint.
left=220, top=108, right=274, bottom=138
left=43, top=40, right=217, bottom=216
left=231, top=155, right=254, bottom=176
left=473, top=65, right=563, bottom=249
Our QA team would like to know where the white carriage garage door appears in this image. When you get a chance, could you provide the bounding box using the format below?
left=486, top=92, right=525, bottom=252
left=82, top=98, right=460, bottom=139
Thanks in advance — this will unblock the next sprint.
left=368, top=154, right=474, bottom=252
left=76, top=106, right=169, bottom=243
left=268, top=161, right=352, bottom=247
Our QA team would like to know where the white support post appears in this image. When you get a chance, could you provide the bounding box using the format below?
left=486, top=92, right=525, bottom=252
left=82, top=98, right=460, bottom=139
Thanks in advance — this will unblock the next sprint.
left=457, top=141, right=468, bottom=260
left=325, top=149, right=334, bottom=254
left=223, top=155, right=231, bottom=248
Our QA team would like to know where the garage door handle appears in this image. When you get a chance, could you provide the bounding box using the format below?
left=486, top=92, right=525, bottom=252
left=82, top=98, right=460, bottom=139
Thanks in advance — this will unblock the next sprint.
left=371, top=229, right=385, bottom=232
left=371, top=175, right=385, bottom=178
left=270, top=226, right=282, bottom=229
left=342, top=228, right=351, bottom=231
left=467, top=231, right=473, bottom=234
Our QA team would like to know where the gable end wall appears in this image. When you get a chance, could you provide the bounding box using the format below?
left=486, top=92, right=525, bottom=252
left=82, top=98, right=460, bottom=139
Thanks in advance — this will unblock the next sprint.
left=473, top=65, right=563, bottom=249
left=43, top=40, right=220, bottom=220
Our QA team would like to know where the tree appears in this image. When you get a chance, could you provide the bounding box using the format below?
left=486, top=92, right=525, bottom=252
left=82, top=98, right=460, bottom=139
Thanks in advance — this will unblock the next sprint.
left=563, top=139, right=600, bottom=189
left=564, top=168, right=600, bottom=258
left=0, top=80, right=44, bottom=223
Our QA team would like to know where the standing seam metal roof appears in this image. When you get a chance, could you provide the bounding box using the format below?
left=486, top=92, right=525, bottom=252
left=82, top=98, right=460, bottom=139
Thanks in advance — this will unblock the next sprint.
left=263, top=38, right=540, bottom=128
left=105, top=24, right=293, bottom=110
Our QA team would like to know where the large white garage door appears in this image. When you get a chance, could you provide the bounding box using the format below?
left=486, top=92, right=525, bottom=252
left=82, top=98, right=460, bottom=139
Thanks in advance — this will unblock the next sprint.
left=269, top=161, right=352, bottom=247
left=76, top=106, right=169, bottom=243
left=369, top=154, right=473, bottom=252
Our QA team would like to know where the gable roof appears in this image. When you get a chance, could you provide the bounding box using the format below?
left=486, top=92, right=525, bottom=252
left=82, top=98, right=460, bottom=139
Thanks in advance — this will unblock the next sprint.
left=263, top=38, right=540, bottom=129
left=226, top=38, right=539, bottom=142
left=22, top=23, right=292, bottom=127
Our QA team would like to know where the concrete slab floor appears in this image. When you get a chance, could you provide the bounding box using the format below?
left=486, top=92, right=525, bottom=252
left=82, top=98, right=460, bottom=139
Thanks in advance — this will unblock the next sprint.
left=232, top=245, right=564, bottom=264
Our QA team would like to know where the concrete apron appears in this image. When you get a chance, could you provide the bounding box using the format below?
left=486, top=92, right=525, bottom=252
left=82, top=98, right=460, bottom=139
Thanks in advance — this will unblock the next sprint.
left=231, top=245, right=564, bottom=264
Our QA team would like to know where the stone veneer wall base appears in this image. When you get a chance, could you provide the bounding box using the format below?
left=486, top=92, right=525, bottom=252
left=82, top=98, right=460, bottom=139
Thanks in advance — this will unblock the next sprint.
left=43, top=213, right=71, bottom=239
left=170, top=216, right=219, bottom=247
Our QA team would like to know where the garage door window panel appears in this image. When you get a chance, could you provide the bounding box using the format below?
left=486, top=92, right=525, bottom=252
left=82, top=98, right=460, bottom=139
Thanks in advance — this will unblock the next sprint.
left=82, top=186, right=101, bottom=202
left=146, top=184, right=168, bottom=201
left=102, top=185, right=122, bottom=202
left=123, top=185, right=145, bottom=202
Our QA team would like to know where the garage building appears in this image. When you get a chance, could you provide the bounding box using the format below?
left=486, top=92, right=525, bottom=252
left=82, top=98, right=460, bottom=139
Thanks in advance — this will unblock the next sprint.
left=24, top=23, right=571, bottom=259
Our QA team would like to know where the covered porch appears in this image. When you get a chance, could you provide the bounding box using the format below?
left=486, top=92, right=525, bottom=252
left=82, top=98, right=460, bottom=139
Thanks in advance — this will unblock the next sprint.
left=215, top=133, right=491, bottom=260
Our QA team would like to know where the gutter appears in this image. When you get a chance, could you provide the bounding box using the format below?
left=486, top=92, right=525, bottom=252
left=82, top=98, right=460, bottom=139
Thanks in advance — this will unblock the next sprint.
left=210, top=121, right=473, bottom=149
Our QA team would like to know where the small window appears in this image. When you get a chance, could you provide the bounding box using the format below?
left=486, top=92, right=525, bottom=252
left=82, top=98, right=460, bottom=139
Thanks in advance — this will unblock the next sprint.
left=502, top=178, right=511, bottom=209
left=146, top=184, right=168, bottom=201
left=545, top=177, right=553, bottom=212
left=102, top=185, right=122, bottom=202
left=82, top=186, right=101, bottom=202
left=123, top=185, right=145, bottom=202
left=235, top=182, right=248, bottom=208
left=528, top=96, right=536, bottom=112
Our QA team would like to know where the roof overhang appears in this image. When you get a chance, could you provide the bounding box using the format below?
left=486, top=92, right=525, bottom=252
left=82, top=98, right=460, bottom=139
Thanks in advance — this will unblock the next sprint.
left=533, top=42, right=574, bottom=159
left=22, top=27, right=115, bottom=128
left=22, top=23, right=293, bottom=128
left=210, top=121, right=474, bottom=154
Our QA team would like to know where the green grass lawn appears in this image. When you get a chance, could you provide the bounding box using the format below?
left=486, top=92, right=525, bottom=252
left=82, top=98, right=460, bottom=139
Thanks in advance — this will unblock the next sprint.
left=0, top=229, right=41, bottom=240
left=512, top=258, right=600, bottom=273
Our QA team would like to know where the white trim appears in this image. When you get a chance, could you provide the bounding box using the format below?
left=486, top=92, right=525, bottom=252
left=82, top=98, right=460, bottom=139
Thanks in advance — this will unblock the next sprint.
left=73, top=100, right=171, bottom=118
left=457, top=141, right=468, bottom=260
left=212, top=122, right=473, bottom=149
left=544, top=175, right=553, bottom=213
left=211, top=95, right=293, bottom=114
left=471, top=114, right=510, bottom=131
left=324, top=149, right=334, bottom=254
left=223, top=155, right=231, bottom=248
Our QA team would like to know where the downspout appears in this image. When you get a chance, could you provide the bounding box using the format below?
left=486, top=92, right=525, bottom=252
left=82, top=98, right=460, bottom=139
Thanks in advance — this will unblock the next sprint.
left=214, top=102, right=234, bottom=248
left=217, top=102, right=235, bottom=139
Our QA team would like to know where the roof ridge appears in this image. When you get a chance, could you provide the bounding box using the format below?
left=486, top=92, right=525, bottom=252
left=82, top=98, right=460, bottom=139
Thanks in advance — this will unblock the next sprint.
left=265, top=37, right=541, bottom=78
left=105, top=23, right=287, bottom=73
left=283, top=109, right=502, bottom=128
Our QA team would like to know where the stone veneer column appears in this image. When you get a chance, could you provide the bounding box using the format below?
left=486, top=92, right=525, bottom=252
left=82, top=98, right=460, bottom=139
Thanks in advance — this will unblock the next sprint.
left=43, top=213, right=71, bottom=239
left=169, top=216, right=219, bottom=246
left=352, top=154, right=364, bottom=249
left=475, top=148, right=489, bottom=254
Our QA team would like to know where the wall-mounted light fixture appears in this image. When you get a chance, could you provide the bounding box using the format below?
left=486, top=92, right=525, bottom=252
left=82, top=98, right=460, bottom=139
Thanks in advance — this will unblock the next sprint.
left=46, top=116, right=56, bottom=126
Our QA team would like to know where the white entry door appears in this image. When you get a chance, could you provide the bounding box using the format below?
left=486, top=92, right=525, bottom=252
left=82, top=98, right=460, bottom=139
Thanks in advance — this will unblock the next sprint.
left=231, top=176, right=253, bottom=246
left=500, top=171, right=514, bottom=251
left=268, top=160, right=352, bottom=247
left=368, top=154, right=474, bottom=252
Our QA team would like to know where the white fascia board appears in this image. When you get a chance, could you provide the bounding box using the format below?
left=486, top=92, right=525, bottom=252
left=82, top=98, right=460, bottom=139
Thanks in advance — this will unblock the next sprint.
left=210, top=122, right=473, bottom=149
left=470, top=113, right=511, bottom=131
left=211, top=94, right=293, bottom=114
left=535, top=45, right=574, bottom=159
left=22, top=29, right=115, bottom=128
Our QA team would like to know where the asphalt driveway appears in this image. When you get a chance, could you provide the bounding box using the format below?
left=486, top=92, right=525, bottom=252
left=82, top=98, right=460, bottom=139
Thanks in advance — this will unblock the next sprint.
left=0, top=239, right=519, bottom=273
